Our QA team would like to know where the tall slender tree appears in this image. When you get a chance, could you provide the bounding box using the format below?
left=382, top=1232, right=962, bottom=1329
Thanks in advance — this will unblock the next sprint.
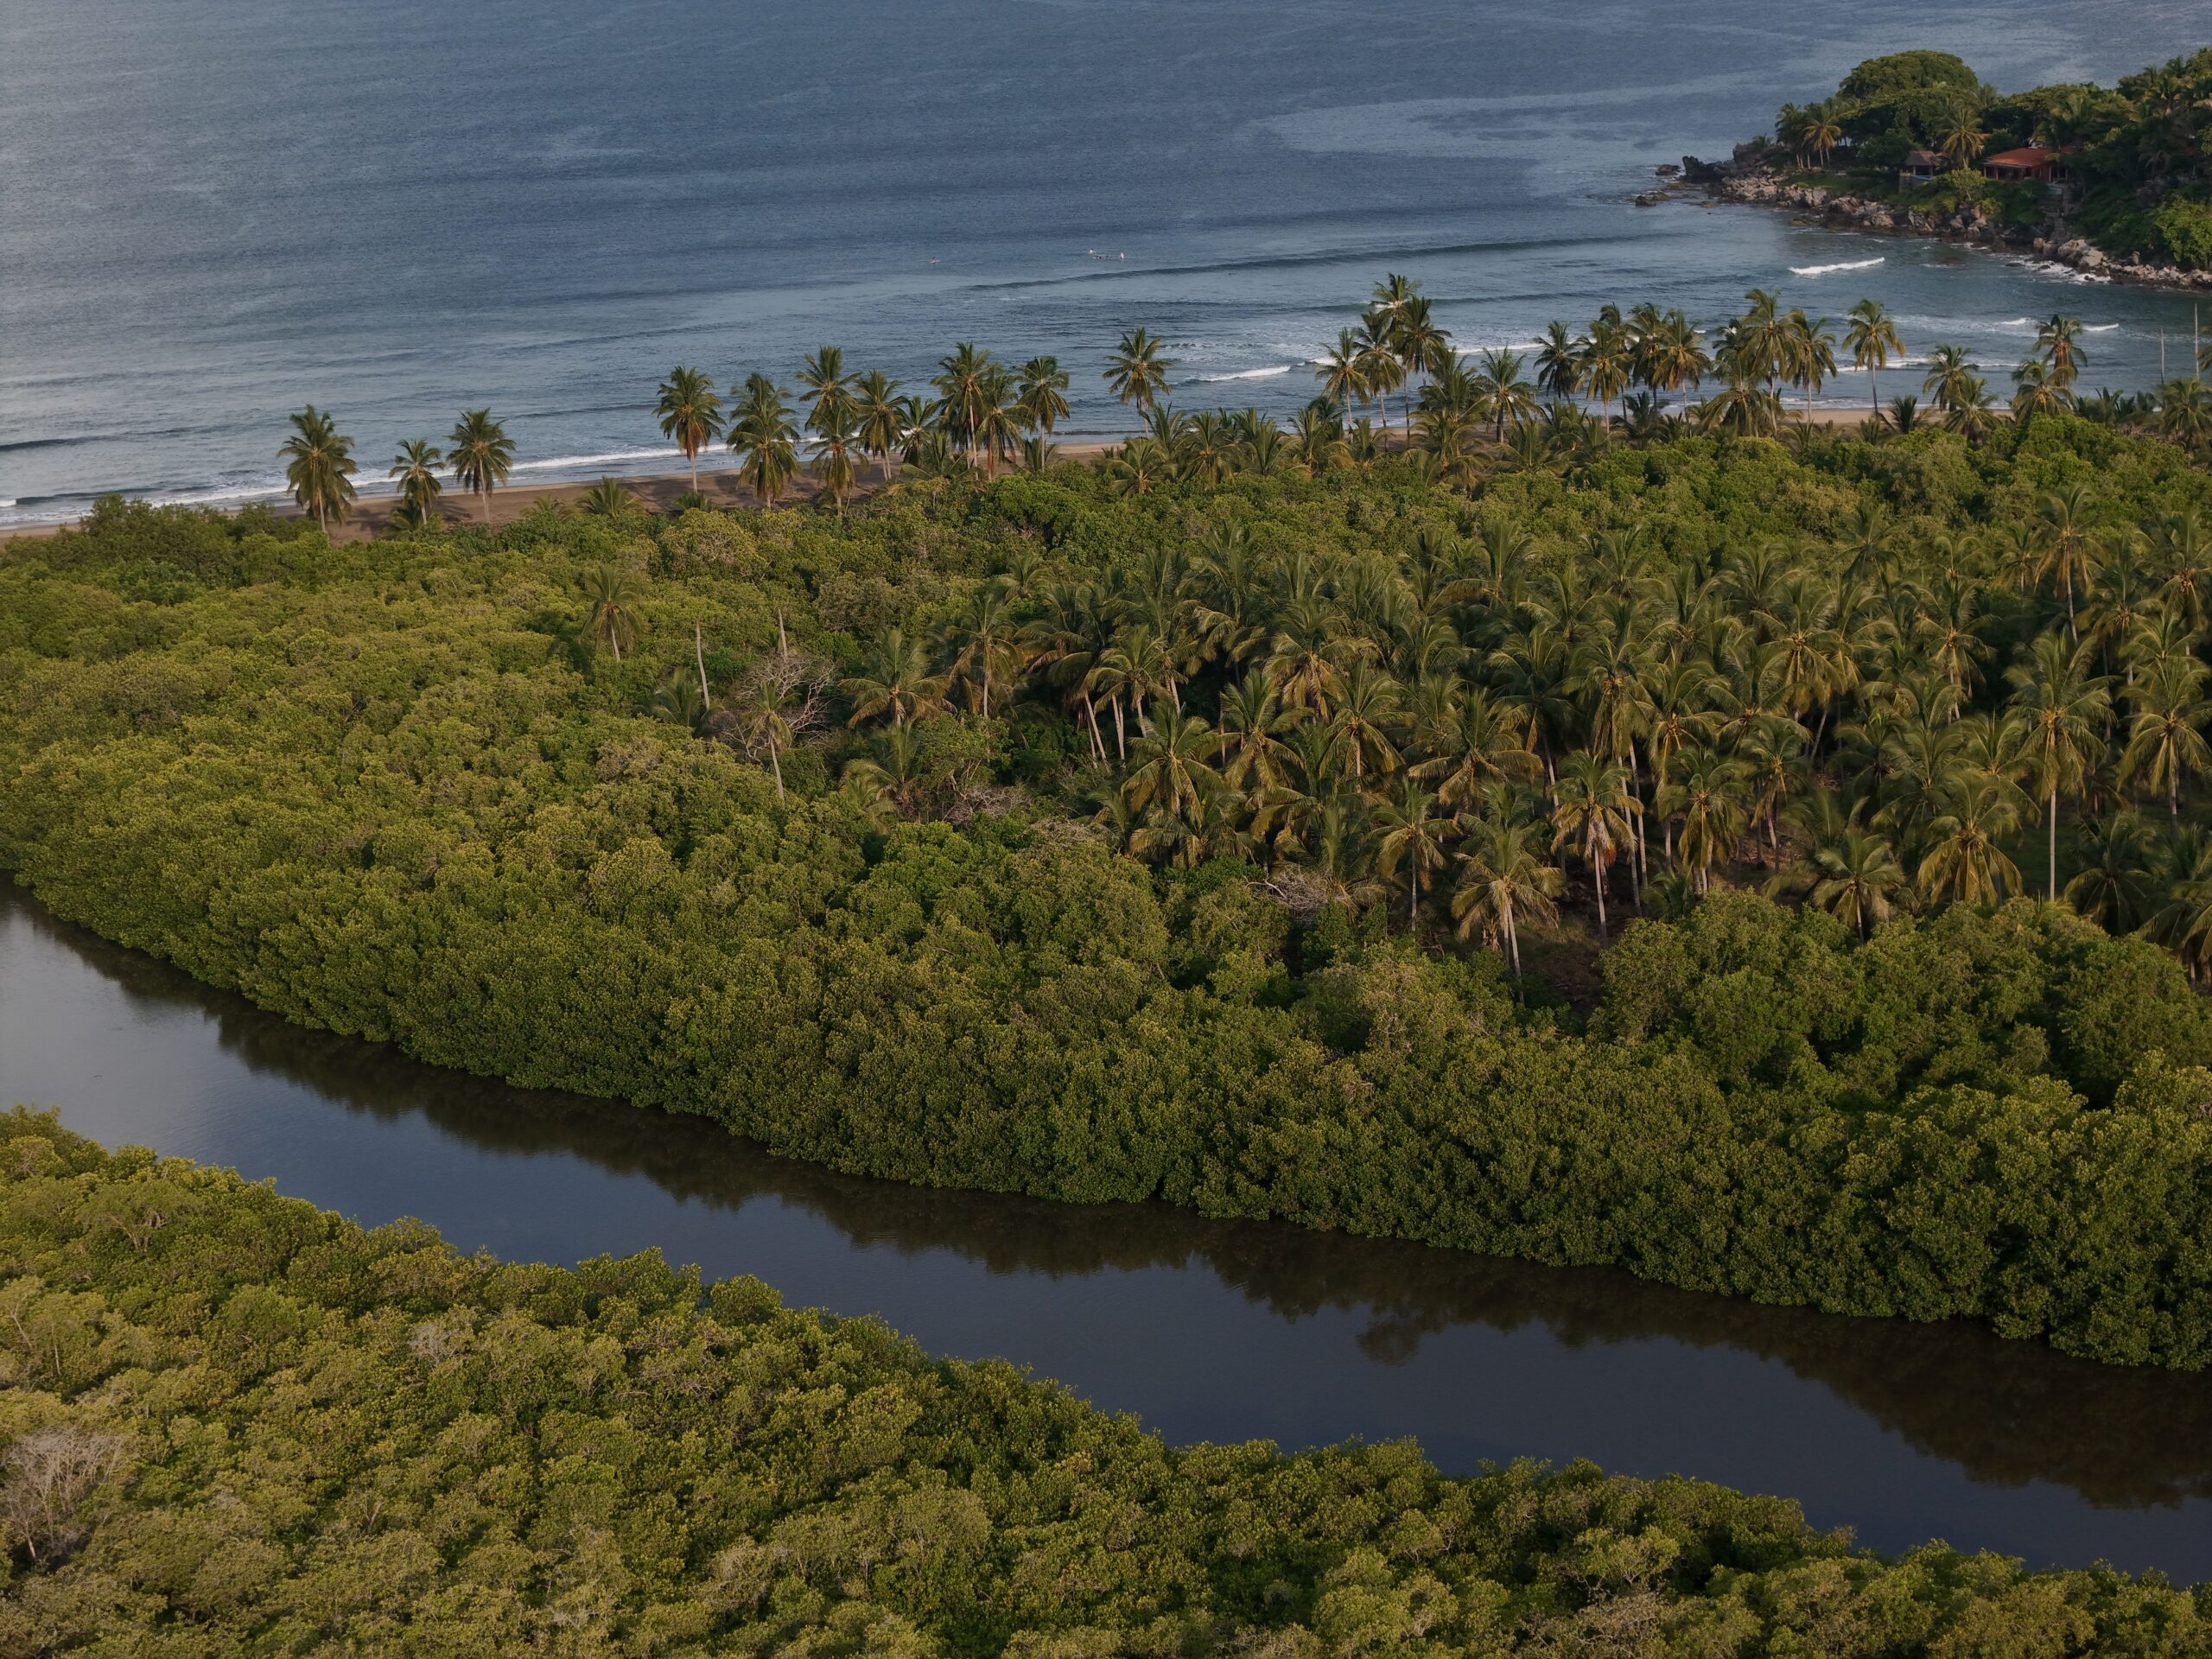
left=447, top=409, right=515, bottom=526
left=655, top=367, right=724, bottom=494
left=279, top=406, right=357, bottom=534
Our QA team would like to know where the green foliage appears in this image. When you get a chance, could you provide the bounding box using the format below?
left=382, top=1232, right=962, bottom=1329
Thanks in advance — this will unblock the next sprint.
left=7, top=423, right=2212, bottom=1374
left=2152, top=194, right=2212, bottom=270
left=3, top=1113, right=2208, bottom=1652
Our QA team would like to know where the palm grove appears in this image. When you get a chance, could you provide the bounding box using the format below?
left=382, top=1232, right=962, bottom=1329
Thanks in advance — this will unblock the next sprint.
left=281, top=276, right=2212, bottom=979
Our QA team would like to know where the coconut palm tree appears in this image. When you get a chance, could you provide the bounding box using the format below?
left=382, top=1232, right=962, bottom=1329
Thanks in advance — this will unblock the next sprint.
left=1535, top=322, right=1584, bottom=406
left=1843, top=299, right=1904, bottom=422
left=279, top=405, right=357, bottom=533
left=728, top=374, right=799, bottom=505
left=1551, top=752, right=1639, bottom=934
left=1938, top=107, right=1988, bottom=169
left=447, top=409, right=515, bottom=526
left=386, top=438, right=442, bottom=527
left=1784, top=310, right=1838, bottom=421
left=842, top=627, right=949, bottom=729
left=797, top=346, right=850, bottom=439
left=2158, top=378, right=2212, bottom=454
left=1015, top=356, right=1071, bottom=447
left=582, top=476, right=637, bottom=516
left=2064, top=811, right=2158, bottom=930
left=2120, top=658, right=2212, bottom=817
left=655, top=366, right=723, bottom=494
left=2036, top=483, right=2103, bottom=639
left=942, top=582, right=1020, bottom=721
left=811, top=401, right=861, bottom=518
left=1916, top=776, right=2023, bottom=906
left=1809, top=826, right=1906, bottom=938
left=1122, top=709, right=1224, bottom=821
left=1355, top=311, right=1406, bottom=433
left=1374, top=782, right=1453, bottom=926
left=1316, top=329, right=1368, bottom=416
left=1656, top=748, right=1751, bottom=893
left=1921, top=344, right=1979, bottom=414
left=2035, top=315, right=2088, bottom=391
left=2008, top=632, right=2111, bottom=899
left=580, top=563, right=640, bottom=663
left=1104, top=328, right=1174, bottom=423
left=1452, top=813, right=1563, bottom=976
left=1290, top=400, right=1349, bottom=475
left=850, top=370, right=906, bottom=484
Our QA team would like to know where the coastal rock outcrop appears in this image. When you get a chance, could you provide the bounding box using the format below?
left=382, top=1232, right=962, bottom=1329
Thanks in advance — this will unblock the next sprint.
left=1686, top=168, right=2212, bottom=290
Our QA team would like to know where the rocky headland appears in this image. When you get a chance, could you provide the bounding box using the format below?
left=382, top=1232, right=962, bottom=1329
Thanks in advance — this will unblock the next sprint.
left=1650, top=147, right=2212, bottom=292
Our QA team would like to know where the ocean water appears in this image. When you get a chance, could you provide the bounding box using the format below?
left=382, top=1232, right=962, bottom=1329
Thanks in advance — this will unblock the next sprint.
left=3, top=0, right=2209, bottom=525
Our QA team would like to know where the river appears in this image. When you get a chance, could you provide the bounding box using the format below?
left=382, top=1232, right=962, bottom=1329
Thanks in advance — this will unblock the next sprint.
left=1, top=883, right=2205, bottom=1577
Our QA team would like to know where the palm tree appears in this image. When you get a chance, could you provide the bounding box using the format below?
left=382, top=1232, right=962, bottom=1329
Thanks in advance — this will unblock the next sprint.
left=1355, top=311, right=1406, bottom=433
left=844, top=726, right=929, bottom=820
left=1916, top=776, right=2023, bottom=906
left=2064, top=812, right=2158, bottom=930
left=2157, top=379, right=2212, bottom=454
left=1551, top=753, right=1638, bottom=935
left=1656, top=749, right=1750, bottom=893
left=2120, top=658, right=2212, bottom=817
left=1317, top=329, right=1368, bottom=416
left=447, top=409, right=515, bottom=526
left=1921, top=344, right=1979, bottom=416
left=1104, top=328, right=1174, bottom=423
left=582, top=476, right=637, bottom=516
left=1452, top=814, right=1563, bottom=976
left=798, top=346, right=850, bottom=439
left=1290, top=401, right=1349, bottom=475
left=279, top=405, right=357, bottom=533
left=386, top=438, right=442, bottom=527
left=728, top=374, right=799, bottom=505
left=1938, top=107, right=1988, bottom=169
left=1843, top=299, right=1904, bottom=422
left=1122, top=709, right=1224, bottom=821
left=1535, top=322, right=1583, bottom=406
left=2036, top=483, right=2103, bottom=639
left=1473, top=349, right=1541, bottom=442
left=2008, top=632, right=2111, bottom=900
left=1784, top=311, right=1838, bottom=421
left=1809, top=826, right=1906, bottom=938
left=943, top=583, right=1020, bottom=721
left=655, top=366, right=723, bottom=494
left=852, top=370, right=907, bottom=484
left=2035, top=315, right=2088, bottom=391
left=1374, top=782, right=1453, bottom=926
left=1015, top=357, right=1071, bottom=447
left=580, top=563, right=640, bottom=664
left=812, top=401, right=861, bottom=518
left=842, top=626, right=949, bottom=728
left=1638, top=310, right=1710, bottom=414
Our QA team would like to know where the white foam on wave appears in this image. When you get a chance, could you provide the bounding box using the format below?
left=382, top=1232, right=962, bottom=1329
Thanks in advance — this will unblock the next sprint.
left=2084, top=323, right=2120, bottom=333
left=1194, top=365, right=1297, bottom=383
left=0, top=500, right=14, bottom=510
left=1789, top=256, right=1885, bottom=276
left=1996, top=317, right=2033, bottom=327
left=511, top=446, right=677, bottom=474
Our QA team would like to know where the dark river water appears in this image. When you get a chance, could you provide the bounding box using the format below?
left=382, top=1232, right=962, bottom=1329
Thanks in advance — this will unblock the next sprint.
left=0, top=884, right=2206, bottom=1578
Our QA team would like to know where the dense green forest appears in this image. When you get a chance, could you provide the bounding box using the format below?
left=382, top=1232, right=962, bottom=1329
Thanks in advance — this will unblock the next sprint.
left=6, top=408, right=2212, bottom=1370
left=1775, top=48, right=2212, bottom=266
left=3, top=1110, right=2207, bottom=1653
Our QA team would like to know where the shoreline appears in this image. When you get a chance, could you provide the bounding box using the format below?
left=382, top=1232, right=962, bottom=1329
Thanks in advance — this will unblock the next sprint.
left=1672, top=160, right=2212, bottom=294
left=0, top=415, right=1897, bottom=545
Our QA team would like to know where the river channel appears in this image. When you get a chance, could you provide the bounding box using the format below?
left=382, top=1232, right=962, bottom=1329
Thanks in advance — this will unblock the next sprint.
left=0, top=884, right=2204, bottom=1578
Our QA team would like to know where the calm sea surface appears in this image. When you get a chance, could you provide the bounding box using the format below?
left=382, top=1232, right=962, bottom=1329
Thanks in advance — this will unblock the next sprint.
left=4, top=0, right=2210, bottom=524
left=3, top=886, right=2208, bottom=1578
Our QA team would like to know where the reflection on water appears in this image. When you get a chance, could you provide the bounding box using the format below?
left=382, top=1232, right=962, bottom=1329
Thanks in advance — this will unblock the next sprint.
left=2, top=883, right=2207, bottom=1575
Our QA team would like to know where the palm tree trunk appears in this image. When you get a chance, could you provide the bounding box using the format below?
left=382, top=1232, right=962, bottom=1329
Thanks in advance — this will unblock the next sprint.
left=769, top=742, right=784, bottom=800
left=1111, top=695, right=1127, bottom=761
left=1506, top=909, right=1521, bottom=976
left=694, top=620, right=712, bottom=708
left=1592, top=855, right=1608, bottom=938
left=2048, top=786, right=2059, bottom=901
